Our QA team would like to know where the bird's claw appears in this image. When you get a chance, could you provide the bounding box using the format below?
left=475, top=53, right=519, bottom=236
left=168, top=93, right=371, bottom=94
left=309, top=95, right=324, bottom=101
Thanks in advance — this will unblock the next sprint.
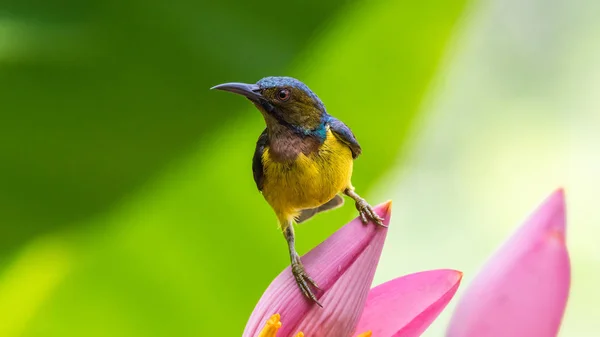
left=292, top=257, right=322, bottom=307
left=355, top=199, right=386, bottom=227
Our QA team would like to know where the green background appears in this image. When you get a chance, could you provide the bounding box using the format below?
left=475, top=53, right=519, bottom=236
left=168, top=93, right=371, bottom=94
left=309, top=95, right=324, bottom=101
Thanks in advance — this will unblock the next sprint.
left=1, top=0, right=598, bottom=335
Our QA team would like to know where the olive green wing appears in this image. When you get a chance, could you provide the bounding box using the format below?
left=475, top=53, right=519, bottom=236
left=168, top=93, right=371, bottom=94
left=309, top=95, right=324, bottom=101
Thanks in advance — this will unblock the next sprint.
left=328, top=116, right=362, bottom=159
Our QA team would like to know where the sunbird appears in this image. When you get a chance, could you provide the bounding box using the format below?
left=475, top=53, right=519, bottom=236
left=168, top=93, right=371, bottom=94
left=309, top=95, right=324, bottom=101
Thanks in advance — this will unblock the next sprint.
left=212, top=76, right=384, bottom=305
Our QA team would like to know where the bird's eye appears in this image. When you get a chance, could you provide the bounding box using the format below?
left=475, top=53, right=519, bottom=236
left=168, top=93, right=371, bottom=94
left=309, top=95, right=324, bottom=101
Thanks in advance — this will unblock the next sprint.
left=277, top=88, right=291, bottom=102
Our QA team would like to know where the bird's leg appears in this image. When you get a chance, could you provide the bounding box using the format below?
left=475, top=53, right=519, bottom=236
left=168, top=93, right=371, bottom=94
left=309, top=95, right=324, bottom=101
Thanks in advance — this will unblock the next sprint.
left=283, top=224, right=322, bottom=307
left=344, top=188, right=386, bottom=227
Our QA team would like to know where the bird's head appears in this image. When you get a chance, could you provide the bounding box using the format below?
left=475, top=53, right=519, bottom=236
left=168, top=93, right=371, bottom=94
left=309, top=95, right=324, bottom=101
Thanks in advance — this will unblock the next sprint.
left=212, top=76, right=327, bottom=135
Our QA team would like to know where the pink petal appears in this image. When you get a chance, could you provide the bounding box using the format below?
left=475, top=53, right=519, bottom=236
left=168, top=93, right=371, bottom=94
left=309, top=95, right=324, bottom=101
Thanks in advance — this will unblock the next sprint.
left=447, top=189, right=571, bottom=337
left=353, top=269, right=462, bottom=337
left=243, top=202, right=392, bottom=337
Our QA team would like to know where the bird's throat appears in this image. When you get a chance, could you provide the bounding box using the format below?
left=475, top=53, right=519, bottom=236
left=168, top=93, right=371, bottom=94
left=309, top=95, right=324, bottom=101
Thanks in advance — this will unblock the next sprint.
left=265, top=122, right=323, bottom=162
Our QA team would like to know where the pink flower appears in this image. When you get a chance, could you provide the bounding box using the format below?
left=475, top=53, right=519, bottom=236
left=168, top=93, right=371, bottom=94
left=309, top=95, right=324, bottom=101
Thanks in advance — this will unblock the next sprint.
left=243, top=202, right=463, bottom=337
left=447, top=189, right=571, bottom=337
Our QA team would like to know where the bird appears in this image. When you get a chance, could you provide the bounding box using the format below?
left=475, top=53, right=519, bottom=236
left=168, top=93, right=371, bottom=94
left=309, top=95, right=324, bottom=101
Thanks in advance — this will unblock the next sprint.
left=211, top=76, right=384, bottom=306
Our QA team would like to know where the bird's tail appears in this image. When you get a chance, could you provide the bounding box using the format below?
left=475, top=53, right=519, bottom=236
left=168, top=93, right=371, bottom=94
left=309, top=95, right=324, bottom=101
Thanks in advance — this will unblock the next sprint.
left=295, top=195, right=344, bottom=223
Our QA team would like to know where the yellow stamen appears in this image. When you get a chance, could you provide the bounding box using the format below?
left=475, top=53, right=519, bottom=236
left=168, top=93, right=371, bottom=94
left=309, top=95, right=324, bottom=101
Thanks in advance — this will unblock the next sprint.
left=258, top=314, right=372, bottom=337
left=258, top=314, right=282, bottom=337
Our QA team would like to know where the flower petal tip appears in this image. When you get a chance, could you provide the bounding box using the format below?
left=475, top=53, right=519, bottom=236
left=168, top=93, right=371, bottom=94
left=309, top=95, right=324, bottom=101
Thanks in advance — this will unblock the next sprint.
left=373, top=200, right=393, bottom=225
left=547, top=188, right=566, bottom=211
left=551, top=186, right=565, bottom=198
left=454, top=270, right=464, bottom=282
left=439, top=269, right=464, bottom=284
left=441, top=269, right=463, bottom=290
left=537, top=188, right=567, bottom=236
left=381, top=199, right=393, bottom=215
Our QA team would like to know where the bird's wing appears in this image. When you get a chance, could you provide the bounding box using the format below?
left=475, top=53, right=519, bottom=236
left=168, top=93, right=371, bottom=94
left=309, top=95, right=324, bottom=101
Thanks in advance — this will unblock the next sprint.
left=252, top=128, right=268, bottom=191
left=328, top=116, right=362, bottom=159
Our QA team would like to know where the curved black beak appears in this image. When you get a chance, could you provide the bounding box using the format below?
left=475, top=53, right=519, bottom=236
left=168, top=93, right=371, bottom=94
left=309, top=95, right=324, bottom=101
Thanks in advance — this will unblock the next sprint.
left=211, top=82, right=262, bottom=101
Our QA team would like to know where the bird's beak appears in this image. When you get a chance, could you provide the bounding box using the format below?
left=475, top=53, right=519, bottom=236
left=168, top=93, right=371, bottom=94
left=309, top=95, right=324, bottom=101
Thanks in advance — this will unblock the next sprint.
left=211, top=82, right=262, bottom=101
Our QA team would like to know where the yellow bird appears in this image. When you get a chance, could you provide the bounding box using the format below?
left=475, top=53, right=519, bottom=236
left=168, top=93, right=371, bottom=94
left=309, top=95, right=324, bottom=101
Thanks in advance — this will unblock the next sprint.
left=212, top=76, right=384, bottom=305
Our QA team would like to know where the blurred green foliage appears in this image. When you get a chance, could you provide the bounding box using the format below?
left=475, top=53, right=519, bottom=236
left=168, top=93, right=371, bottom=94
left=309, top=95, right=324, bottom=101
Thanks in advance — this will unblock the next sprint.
left=0, top=0, right=344, bottom=252
left=0, top=0, right=467, bottom=335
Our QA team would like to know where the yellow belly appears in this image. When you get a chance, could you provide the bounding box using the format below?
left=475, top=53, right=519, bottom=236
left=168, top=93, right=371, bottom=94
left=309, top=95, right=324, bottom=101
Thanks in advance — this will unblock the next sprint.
left=261, top=129, right=353, bottom=222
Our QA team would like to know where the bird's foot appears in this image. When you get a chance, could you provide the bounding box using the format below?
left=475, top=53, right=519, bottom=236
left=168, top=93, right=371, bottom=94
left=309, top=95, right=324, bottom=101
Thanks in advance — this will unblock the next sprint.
left=291, top=255, right=322, bottom=307
left=355, top=198, right=386, bottom=227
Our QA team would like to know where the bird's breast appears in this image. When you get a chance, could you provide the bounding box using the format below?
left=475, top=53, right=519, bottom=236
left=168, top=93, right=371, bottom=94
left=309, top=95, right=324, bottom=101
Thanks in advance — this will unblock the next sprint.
left=261, top=129, right=354, bottom=217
